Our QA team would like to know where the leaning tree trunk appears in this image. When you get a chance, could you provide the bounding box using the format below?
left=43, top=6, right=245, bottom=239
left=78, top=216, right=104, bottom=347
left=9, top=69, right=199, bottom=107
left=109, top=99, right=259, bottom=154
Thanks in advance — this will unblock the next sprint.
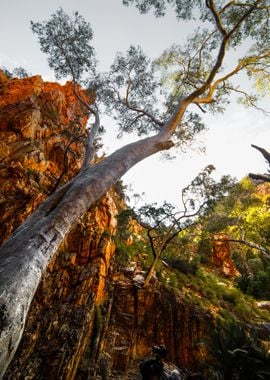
left=0, top=131, right=173, bottom=378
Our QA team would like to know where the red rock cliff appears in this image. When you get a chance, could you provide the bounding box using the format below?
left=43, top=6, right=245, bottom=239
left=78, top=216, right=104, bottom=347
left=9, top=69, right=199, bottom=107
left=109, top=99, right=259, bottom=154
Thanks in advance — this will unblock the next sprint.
left=0, top=71, right=93, bottom=243
left=0, top=71, right=118, bottom=379
left=86, top=279, right=210, bottom=378
left=1, top=73, right=211, bottom=379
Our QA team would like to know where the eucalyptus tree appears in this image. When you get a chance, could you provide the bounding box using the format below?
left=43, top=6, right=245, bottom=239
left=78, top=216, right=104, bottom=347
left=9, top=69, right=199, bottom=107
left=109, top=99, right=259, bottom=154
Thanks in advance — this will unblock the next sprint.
left=0, top=1, right=270, bottom=376
left=130, top=166, right=234, bottom=286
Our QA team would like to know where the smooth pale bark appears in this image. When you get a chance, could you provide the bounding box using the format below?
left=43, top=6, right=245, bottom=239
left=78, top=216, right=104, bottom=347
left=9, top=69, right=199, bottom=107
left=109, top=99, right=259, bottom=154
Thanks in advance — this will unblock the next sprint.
left=0, top=130, right=174, bottom=378
left=0, top=5, right=245, bottom=367
left=143, top=254, right=161, bottom=287
left=0, top=1, right=263, bottom=370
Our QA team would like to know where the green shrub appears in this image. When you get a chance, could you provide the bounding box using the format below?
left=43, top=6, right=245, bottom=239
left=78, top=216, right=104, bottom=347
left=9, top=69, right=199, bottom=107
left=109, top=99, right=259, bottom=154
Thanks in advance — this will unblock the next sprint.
left=221, top=288, right=242, bottom=305
left=237, top=270, right=270, bottom=300
left=200, top=319, right=270, bottom=380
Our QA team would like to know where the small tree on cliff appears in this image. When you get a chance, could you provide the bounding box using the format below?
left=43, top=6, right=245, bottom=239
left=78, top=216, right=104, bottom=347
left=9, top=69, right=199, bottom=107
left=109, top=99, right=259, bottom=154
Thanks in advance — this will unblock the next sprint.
left=129, top=165, right=234, bottom=286
left=0, top=1, right=270, bottom=376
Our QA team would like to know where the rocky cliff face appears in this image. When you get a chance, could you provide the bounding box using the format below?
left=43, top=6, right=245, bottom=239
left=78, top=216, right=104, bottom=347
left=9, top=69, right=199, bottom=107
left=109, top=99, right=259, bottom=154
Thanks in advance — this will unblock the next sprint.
left=84, top=278, right=210, bottom=378
left=1, top=72, right=211, bottom=379
left=212, top=233, right=239, bottom=277
left=0, top=71, right=118, bottom=379
left=0, top=71, right=91, bottom=243
left=4, top=192, right=118, bottom=379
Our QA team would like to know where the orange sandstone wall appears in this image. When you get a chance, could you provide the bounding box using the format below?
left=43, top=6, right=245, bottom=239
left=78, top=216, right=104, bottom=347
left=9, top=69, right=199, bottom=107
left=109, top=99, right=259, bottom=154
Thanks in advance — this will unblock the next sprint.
left=0, top=71, right=91, bottom=243
left=0, top=72, right=118, bottom=379
left=5, top=194, right=118, bottom=380
left=1, top=72, right=211, bottom=379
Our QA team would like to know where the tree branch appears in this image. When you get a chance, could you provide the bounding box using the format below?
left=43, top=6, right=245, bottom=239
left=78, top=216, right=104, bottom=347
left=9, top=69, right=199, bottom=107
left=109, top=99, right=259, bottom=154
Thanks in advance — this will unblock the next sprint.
left=220, top=1, right=235, bottom=14
left=143, top=199, right=209, bottom=287
left=192, top=52, right=269, bottom=106
left=251, top=144, right=270, bottom=165
left=54, top=40, right=100, bottom=169
left=225, top=86, right=270, bottom=114
left=233, top=2, right=269, bottom=10
left=216, top=237, right=270, bottom=259
left=249, top=173, right=270, bottom=182
left=206, top=0, right=228, bottom=36
left=229, top=1, right=262, bottom=36
left=121, top=99, right=164, bottom=127
left=193, top=0, right=260, bottom=98
left=81, top=106, right=100, bottom=169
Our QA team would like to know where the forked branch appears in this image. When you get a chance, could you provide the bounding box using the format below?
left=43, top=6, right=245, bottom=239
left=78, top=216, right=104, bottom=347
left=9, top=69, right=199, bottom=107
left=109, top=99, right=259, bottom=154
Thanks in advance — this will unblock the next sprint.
left=249, top=144, right=270, bottom=183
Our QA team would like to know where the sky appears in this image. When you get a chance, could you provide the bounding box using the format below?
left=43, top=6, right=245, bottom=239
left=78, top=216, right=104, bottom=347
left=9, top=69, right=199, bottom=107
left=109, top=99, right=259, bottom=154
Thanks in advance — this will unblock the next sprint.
left=0, top=0, right=269, bottom=206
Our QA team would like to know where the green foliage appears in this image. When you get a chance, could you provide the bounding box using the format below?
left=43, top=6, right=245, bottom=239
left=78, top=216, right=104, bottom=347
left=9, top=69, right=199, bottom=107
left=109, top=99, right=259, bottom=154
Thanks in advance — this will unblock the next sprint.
left=99, top=39, right=207, bottom=147
left=155, top=262, right=270, bottom=324
left=202, top=177, right=260, bottom=234
left=130, top=166, right=235, bottom=273
left=197, top=231, right=212, bottom=262
left=163, top=258, right=198, bottom=275
left=116, top=167, right=237, bottom=287
left=199, top=177, right=270, bottom=299
left=237, top=267, right=270, bottom=300
left=31, top=2, right=270, bottom=151
left=99, top=45, right=162, bottom=137
left=123, top=1, right=270, bottom=111
left=201, top=319, right=270, bottom=380
left=12, top=67, right=31, bottom=78
left=122, top=0, right=205, bottom=20
left=137, top=200, right=176, bottom=227
left=31, top=8, right=96, bottom=81
left=154, top=29, right=229, bottom=115
left=116, top=209, right=136, bottom=240
left=114, top=235, right=151, bottom=270
left=205, top=179, right=269, bottom=235
left=1, top=66, right=31, bottom=78
left=123, top=0, right=270, bottom=47
left=113, top=240, right=133, bottom=268
left=113, top=181, right=129, bottom=203
left=195, top=270, right=245, bottom=309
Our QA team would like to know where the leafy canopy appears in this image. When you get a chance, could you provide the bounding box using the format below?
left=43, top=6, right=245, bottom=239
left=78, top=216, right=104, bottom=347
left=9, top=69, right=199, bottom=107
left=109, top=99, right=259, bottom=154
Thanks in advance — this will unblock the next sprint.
left=31, top=8, right=96, bottom=81
left=135, top=165, right=234, bottom=232
left=99, top=45, right=162, bottom=137
left=124, top=1, right=270, bottom=104
left=30, top=2, right=270, bottom=152
left=131, top=166, right=235, bottom=256
left=0, top=66, right=31, bottom=79
left=122, top=0, right=204, bottom=19
left=99, top=45, right=206, bottom=144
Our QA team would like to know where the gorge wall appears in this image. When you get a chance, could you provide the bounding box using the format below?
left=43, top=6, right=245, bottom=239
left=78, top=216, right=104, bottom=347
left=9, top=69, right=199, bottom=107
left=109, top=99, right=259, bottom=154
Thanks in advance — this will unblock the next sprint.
left=0, top=71, right=91, bottom=243
left=85, top=278, right=211, bottom=379
left=1, top=72, right=211, bottom=379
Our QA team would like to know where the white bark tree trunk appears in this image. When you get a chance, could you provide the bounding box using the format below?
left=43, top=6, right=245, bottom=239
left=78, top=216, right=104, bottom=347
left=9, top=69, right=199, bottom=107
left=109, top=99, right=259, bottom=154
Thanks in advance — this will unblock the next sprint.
left=0, top=131, right=173, bottom=378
